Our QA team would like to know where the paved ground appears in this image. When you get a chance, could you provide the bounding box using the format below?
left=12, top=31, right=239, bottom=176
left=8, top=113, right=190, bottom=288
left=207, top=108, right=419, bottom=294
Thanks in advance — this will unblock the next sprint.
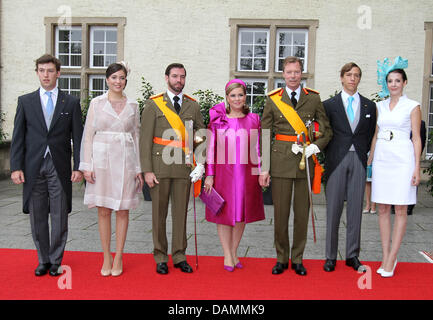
left=0, top=178, right=432, bottom=264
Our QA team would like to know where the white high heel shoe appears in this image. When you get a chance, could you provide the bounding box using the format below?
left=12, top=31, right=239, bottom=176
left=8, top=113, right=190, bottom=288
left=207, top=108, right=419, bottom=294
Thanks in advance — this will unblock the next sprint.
left=376, top=267, right=384, bottom=275
left=381, top=259, right=397, bottom=278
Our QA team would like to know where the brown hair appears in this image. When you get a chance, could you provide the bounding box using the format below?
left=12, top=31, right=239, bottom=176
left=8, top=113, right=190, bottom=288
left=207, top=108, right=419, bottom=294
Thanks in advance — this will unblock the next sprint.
left=165, top=63, right=186, bottom=76
left=35, top=54, right=61, bottom=72
left=340, top=62, right=362, bottom=78
left=282, top=56, right=303, bottom=71
left=386, top=69, right=407, bottom=82
left=225, top=82, right=250, bottom=115
left=106, top=62, right=128, bottom=88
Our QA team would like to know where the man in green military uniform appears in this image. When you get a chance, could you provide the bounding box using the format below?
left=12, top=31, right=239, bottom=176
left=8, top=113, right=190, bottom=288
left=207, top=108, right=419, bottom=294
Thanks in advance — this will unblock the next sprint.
left=139, top=63, right=205, bottom=274
left=259, top=56, right=332, bottom=276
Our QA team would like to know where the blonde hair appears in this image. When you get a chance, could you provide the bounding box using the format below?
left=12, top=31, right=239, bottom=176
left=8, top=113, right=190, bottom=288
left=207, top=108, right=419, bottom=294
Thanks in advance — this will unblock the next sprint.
left=225, top=82, right=249, bottom=115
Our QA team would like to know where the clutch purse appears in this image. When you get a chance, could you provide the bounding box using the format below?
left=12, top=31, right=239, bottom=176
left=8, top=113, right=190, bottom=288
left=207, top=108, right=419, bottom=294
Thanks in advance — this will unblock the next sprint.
left=199, top=187, right=225, bottom=216
left=367, top=165, right=372, bottom=179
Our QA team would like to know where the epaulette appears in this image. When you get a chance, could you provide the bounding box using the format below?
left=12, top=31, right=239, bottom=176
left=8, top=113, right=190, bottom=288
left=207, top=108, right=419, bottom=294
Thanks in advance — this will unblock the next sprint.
left=183, top=93, right=196, bottom=102
left=150, top=92, right=164, bottom=99
left=302, top=87, right=320, bottom=95
left=267, top=88, right=283, bottom=96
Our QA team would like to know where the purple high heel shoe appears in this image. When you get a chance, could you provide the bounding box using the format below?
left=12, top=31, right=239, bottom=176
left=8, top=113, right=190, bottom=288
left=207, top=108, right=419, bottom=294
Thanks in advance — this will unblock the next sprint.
left=235, top=262, right=243, bottom=269
left=224, top=265, right=235, bottom=272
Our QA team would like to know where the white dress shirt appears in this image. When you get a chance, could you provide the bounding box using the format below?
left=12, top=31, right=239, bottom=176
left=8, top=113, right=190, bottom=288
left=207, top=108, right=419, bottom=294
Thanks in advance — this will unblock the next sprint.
left=341, top=89, right=360, bottom=151
left=166, top=90, right=183, bottom=108
left=341, top=89, right=360, bottom=118
left=285, top=86, right=301, bottom=104
left=39, top=86, right=58, bottom=157
left=39, top=86, right=59, bottom=113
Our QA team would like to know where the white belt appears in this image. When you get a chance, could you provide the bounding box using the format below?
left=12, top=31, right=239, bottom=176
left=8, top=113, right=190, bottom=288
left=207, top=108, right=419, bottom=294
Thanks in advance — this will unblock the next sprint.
left=377, top=129, right=409, bottom=141
left=96, top=131, right=133, bottom=143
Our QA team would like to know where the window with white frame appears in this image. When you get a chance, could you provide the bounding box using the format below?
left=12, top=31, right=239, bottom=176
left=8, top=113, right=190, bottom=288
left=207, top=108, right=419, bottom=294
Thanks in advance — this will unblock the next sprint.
left=90, top=26, right=118, bottom=68
left=276, top=29, right=308, bottom=72
left=240, top=79, right=267, bottom=108
left=55, top=26, right=82, bottom=67
left=230, top=19, right=318, bottom=93
left=45, top=17, right=125, bottom=101
left=238, top=28, right=269, bottom=72
left=59, top=75, right=81, bottom=98
left=89, top=75, right=108, bottom=97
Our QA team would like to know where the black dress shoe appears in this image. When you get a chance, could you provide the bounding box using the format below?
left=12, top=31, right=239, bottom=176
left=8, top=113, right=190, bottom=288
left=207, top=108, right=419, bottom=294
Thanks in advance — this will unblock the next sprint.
left=271, top=262, right=288, bottom=275
left=346, top=257, right=366, bottom=272
left=35, top=263, right=51, bottom=276
left=291, top=263, right=307, bottom=276
left=174, top=261, right=193, bottom=273
left=156, top=262, right=169, bottom=274
left=49, top=264, right=62, bottom=276
left=323, top=259, right=336, bottom=272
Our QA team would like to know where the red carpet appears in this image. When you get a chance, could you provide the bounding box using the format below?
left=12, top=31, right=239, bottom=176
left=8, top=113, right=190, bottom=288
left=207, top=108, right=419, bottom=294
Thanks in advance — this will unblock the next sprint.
left=0, top=248, right=432, bottom=300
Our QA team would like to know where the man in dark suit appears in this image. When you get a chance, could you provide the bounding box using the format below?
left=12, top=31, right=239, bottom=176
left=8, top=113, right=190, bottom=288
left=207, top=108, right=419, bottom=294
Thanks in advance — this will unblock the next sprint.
left=10, top=54, right=83, bottom=276
left=322, top=62, right=376, bottom=272
left=139, top=63, right=205, bottom=274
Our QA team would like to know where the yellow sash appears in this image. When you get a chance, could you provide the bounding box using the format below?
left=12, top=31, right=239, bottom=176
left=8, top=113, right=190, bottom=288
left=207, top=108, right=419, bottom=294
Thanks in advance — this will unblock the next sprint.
left=152, top=95, right=201, bottom=197
left=269, top=91, right=323, bottom=194
left=152, top=95, right=191, bottom=156
left=269, top=93, right=308, bottom=136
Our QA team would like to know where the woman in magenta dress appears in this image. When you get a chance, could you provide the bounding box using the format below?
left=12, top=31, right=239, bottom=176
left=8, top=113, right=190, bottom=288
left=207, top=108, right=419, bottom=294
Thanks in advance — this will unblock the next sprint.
left=203, top=79, right=265, bottom=272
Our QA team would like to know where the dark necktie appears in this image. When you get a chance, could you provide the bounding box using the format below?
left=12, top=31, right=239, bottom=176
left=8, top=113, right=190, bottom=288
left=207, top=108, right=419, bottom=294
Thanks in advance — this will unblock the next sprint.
left=291, top=91, right=297, bottom=107
left=173, top=96, right=181, bottom=114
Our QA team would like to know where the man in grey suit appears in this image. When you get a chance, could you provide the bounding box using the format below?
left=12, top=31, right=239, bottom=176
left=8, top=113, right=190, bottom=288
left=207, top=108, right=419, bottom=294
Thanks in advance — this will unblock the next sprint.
left=322, top=62, right=376, bottom=272
left=10, top=54, right=83, bottom=276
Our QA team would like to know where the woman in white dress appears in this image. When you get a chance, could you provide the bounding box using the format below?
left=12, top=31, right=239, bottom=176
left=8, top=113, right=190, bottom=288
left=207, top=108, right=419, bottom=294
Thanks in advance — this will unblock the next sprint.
left=368, top=57, right=422, bottom=278
left=79, top=62, right=144, bottom=276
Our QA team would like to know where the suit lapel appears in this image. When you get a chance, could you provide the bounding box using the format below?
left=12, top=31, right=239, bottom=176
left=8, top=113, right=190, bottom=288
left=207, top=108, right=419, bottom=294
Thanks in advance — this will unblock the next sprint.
left=32, top=90, right=48, bottom=132
left=49, top=89, right=66, bottom=131
left=281, top=89, right=294, bottom=109
left=295, top=89, right=307, bottom=110
left=163, top=92, right=178, bottom=114
left=179, top=95, right=191, bottom=116
left=336, top=92, right=353, bottom=132
left=354, top=95, right=369, bottom=134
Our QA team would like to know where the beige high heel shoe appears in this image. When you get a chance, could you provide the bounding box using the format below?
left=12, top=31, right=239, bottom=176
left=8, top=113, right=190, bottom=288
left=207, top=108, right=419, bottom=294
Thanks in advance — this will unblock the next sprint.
left=100, top=268, right=111, bottom=277
left=111, top=259, right=123, bottom=277
left=100, top=255, right=113, bottom=276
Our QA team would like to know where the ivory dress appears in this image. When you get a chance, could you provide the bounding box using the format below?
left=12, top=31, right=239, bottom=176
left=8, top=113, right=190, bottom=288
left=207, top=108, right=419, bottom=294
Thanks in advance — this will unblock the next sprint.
left=205, top=102, right=265, bottom=226
left=79, top=92, right=141, bottom=210
left=371, top=95, right=419, bottom=205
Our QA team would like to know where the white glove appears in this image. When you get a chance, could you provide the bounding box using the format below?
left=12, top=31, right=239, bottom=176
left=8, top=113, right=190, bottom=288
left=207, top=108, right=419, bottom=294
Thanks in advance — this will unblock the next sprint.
left=291, top=143, right=303, bottom=155
left=291, top=143, right=320, bottom=158
left=305, top=144, right=320, bottom=158
left=190, top=163, right=205, bottom=183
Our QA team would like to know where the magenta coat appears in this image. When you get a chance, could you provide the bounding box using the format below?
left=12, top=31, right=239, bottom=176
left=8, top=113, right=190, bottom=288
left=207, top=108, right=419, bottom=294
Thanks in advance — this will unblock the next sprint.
left=205, top=102, right=265, bottom=226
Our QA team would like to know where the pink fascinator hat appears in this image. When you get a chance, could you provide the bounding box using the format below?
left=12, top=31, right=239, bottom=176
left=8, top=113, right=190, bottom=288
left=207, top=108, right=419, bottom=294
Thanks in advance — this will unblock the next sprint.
left=225, top=79, right=246, bottom=90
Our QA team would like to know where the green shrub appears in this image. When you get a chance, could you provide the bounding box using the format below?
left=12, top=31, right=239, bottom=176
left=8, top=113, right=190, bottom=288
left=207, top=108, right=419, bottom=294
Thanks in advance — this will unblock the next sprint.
left=192, top=89, right=223, bottom=127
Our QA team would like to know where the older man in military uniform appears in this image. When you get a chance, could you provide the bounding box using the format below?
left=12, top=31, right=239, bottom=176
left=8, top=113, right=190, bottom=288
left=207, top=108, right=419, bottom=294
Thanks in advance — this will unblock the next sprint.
left=259, top=56, right=332, bottom=276
left=140, top=63, right=205, bottom=274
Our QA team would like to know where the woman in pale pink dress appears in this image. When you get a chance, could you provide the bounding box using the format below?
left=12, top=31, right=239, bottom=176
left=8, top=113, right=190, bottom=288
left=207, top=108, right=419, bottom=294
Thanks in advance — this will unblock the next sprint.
left=79, top=62, right=143, bottom=276
left=204, top=79, right=265, bottom=271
